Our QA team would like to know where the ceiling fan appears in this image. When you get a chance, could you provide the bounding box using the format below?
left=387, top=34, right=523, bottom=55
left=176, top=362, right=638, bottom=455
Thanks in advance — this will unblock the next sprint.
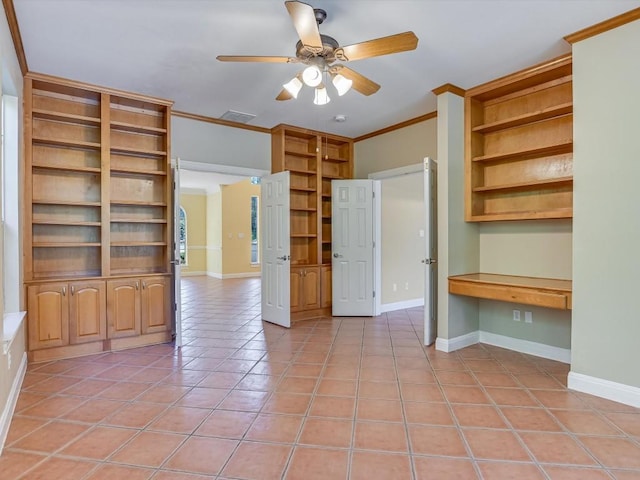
left=217, top=1, right=418, bottom=104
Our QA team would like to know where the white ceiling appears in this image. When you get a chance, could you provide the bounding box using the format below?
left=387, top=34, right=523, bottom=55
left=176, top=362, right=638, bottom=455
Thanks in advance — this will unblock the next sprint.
left=13, top=0, right=639, bottom=138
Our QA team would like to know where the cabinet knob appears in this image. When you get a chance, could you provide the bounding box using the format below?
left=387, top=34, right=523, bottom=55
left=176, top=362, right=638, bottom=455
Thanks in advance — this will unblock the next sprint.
left=71, top=286, right=75, bottom=295
left=142, top=282, right=146, bottom=290
left=136, top=282, right=139, bottom=290
left=62, top=287, right=66, bottom=296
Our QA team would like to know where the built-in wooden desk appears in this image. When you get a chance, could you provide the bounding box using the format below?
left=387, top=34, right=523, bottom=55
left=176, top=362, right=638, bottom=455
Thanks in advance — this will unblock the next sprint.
left=448, top=273, right=572, bottom=310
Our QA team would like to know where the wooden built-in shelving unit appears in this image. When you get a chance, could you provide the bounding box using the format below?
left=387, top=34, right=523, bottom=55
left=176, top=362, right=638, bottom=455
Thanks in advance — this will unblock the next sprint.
left=24, top=73, right=174, bottom=362
left=465, top=54, right=573, bottom=222
left=271, top=124, right=353, bottom=320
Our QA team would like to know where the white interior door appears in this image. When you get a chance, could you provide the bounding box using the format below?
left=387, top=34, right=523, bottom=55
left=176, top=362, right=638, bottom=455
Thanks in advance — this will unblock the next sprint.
left=332, top=180, right=375, bottom=316
left=261, top=171, right=291, bottom=327
left=172, top=158, right=182, bottom=347
left=423, top=158, right=437, bottom=345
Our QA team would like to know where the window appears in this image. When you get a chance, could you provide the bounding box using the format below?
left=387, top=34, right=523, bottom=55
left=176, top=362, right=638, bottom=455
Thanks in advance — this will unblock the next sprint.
left=179, top=206, right=187, bottom=265
left=250, top=176, right=261, bottom=185
left=250, top=195, right=259, bottom=264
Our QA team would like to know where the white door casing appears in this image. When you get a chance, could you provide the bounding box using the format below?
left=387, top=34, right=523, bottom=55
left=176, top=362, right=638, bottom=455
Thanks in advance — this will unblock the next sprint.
left=332, top=180, right=375, bottom=317
left=423, top=157, right=438, bottom=345
left=261, top=171, right=291, bottom=327
left=172, top=158, right=182, bottom=347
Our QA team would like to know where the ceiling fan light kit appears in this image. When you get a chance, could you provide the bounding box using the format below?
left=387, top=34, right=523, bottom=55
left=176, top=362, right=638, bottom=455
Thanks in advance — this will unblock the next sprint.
left=217, top=0, right=418, bottom=106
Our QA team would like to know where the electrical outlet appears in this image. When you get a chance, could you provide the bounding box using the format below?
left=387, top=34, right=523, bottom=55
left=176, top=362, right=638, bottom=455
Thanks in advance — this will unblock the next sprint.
left=513, top=310, right=521, bottom=322
left=525, top=311, right=533, bottom=323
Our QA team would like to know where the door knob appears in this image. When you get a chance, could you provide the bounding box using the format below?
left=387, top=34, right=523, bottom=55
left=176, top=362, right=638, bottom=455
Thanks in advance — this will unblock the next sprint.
left=333, top=253, right=343, bottom=258
left=276, top=255, right=290, bottom=261
left=421, top=258, right=437, bottom=264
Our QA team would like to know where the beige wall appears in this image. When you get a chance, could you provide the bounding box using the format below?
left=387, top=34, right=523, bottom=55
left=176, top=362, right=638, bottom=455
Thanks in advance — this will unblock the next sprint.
left=1, top=0, right=26, bottom=451
left=571, top=18, right=640, bottom=388
left=221, top=179, right=261, bottom=276
left=354, top=118, right=437, bottom=179
left=380, top=172, right=425, bottom=305
left=478, top=220, right=573, bottom=348
left=206, top=192, right=222, bottom=276
left=179, top=191, right=207, bottom=275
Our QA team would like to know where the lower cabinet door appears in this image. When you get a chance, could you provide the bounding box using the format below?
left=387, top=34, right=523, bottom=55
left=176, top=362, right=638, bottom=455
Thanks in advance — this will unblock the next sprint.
left=107, top=278, right=141, bottom=338
left=290, top=267, right=303, bottom=313
left=27, top=283, right=70, bottom=350
left=69, top=280, right=106, bottom=344
left=141, top=276, right=170, bottom=334
left=302, top=267, right=321, bottom=310
left=321, top=266, right=332, bottom=308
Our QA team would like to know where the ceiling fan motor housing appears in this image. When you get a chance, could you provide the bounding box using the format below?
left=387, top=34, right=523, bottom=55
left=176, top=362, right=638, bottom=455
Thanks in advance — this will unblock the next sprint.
left=296, top=34, right=340, bottom=62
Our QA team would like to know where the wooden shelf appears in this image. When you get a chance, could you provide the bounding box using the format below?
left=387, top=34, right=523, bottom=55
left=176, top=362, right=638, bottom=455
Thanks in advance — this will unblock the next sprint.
left=290, top=186, right=316, bottom=193
left=32, top=136, right=101, bottom=150
left=473, top=176, right=573, bottom=193
left=110, top=121, right=167, bottom=135
left=110, top=200, right=167, bottom=207
left=291, top=207, right=316, bottom=212
left=110, top=146, right=166, bottom=157
left=32, top=199, right=102, bottom=207
left=110, top=218, right=167, bottom=224
left=287, top=167, right=316, bottom=175
left=323, top=157, right=349, bottom=163
left=111, top=167, right=167, bottom=176
left=322, top=173, right=343, bottom=179
left=472, top=142, right=573, bottom=163
left=472, top=103, right=573, bottom=134
left=467, top=209, right=573, bottom=222
left=33, top=242, right=101, bottom=248
left=32, top=108, right=100, bottom=126
left=32, top=220, right=101, bottom=226
left=291, top=234, right=317, bottom=238
left=448, top=273, right=572, bottom=310
left=111, top=242, right=167, bottom=247
left=284, top=150, right=316, bottom=158
left=32, top=163, right=101, bottom=174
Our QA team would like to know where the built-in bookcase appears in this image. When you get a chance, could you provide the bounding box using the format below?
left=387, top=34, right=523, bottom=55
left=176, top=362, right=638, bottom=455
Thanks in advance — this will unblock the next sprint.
left=24, top=73, right=173, bottom=361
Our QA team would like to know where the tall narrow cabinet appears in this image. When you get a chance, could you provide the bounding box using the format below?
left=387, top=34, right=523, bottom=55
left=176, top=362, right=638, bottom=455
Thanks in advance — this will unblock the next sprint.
left=24, top=73, right=173, bottom=362
left=271, top=124, right=353, bottom=320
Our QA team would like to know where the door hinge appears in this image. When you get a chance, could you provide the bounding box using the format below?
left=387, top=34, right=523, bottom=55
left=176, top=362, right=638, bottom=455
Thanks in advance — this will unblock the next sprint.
left=372, top=191, right=375, bottom=198
left=372, top=241, right=375, bottom=248
left=373, top=291, right=376, bottom=298
left=174, top=302, right=177, bottom=311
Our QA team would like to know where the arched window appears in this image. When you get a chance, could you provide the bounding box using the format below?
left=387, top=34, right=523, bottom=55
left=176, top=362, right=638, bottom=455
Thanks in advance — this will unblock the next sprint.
left=179, top=206, right=187, bottom=265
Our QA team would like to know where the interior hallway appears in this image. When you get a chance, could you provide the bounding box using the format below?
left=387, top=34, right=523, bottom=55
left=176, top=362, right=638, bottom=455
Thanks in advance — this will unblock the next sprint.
left=1, top=276, right=639, bottom=479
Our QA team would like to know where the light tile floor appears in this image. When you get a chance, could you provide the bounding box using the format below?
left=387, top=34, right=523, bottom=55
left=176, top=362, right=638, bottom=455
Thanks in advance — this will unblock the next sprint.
left=1, top=276, right=639, bottom=479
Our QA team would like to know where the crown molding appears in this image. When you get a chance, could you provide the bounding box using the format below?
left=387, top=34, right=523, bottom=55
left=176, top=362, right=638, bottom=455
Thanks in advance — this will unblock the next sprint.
left=564, top=7, right=640, bottom=44
left=354, top=111, right=437, bottom=142
left=172, top=110, right=271, bottom=134
left=2, top=0, right=27, bottom=75
left=431, top=83, right=466, bottom=97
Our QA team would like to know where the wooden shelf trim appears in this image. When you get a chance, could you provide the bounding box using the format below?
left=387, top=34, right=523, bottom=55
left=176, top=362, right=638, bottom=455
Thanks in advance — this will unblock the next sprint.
left=110, top=200, right=167, bottom=207
left=110, top=121, right=167, bottom=135
left=322, top=173, right=344, bottom=180
left=32, top=220, right=101, bottom=226
left=32, top=199, right=102, bottom=207
left=291, top=207, right=317, bottom=212
left=472, top=103, right=573, bottom=134
left=472, top=142, right=573, bottom=163
left=110, top=242, right=167, bottom=247
left=467, top=209, right=573, bottom=222
left=32, top=108, right=101, bottom=126
left=473, top=176, right=573, bottom=193
left=32, top=163, right=101, bottom=174
left=33, top=242, right=101, bottom=248
left=322, top=156, right=349, bottom=163
left=290, top=186, right=316, bottom=192
left=448, top=273, right=572, bottom=310
left=291, top=233, right=317, bottom=238
left=32, top=136, right=101, bottom=150
left=287, top=167, right=317, bottom=175
left=110, top=145, right=167, bottom=157
left=110, top=218, right=167, bottom=224
left=285, top=149, right=316, bottom=158
left=110, top=167, right=167, bottom=176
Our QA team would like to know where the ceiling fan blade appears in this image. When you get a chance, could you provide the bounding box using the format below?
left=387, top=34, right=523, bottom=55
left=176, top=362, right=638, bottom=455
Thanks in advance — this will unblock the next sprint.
left=276, top=88, right=294, bottom=101
left=331, top=65, right=380, bottom=96
left=216, top=55, right=297, bottom=63
left=285, top=1, right=323, bottom=53
left=337, top=32, right=418, bottom=62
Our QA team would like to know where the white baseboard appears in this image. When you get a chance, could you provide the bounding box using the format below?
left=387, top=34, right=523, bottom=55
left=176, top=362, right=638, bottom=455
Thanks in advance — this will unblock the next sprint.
left=0, top=352, right=27, bottom=453
left=568, top=371, right=640, bottom=409
left=206, top=272, right=261, bottom=279
left=435, top=331, right=479, bottom=353
left=479, top=331, right=571, bottom=364
left=380, top=298, right=424, bottom=313
left=181, top=271, right=207, bottom=277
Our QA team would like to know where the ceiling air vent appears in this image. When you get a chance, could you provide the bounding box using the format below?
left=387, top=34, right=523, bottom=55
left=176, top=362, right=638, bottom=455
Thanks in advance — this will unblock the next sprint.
left=220, top=110, right=256, bottom=124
